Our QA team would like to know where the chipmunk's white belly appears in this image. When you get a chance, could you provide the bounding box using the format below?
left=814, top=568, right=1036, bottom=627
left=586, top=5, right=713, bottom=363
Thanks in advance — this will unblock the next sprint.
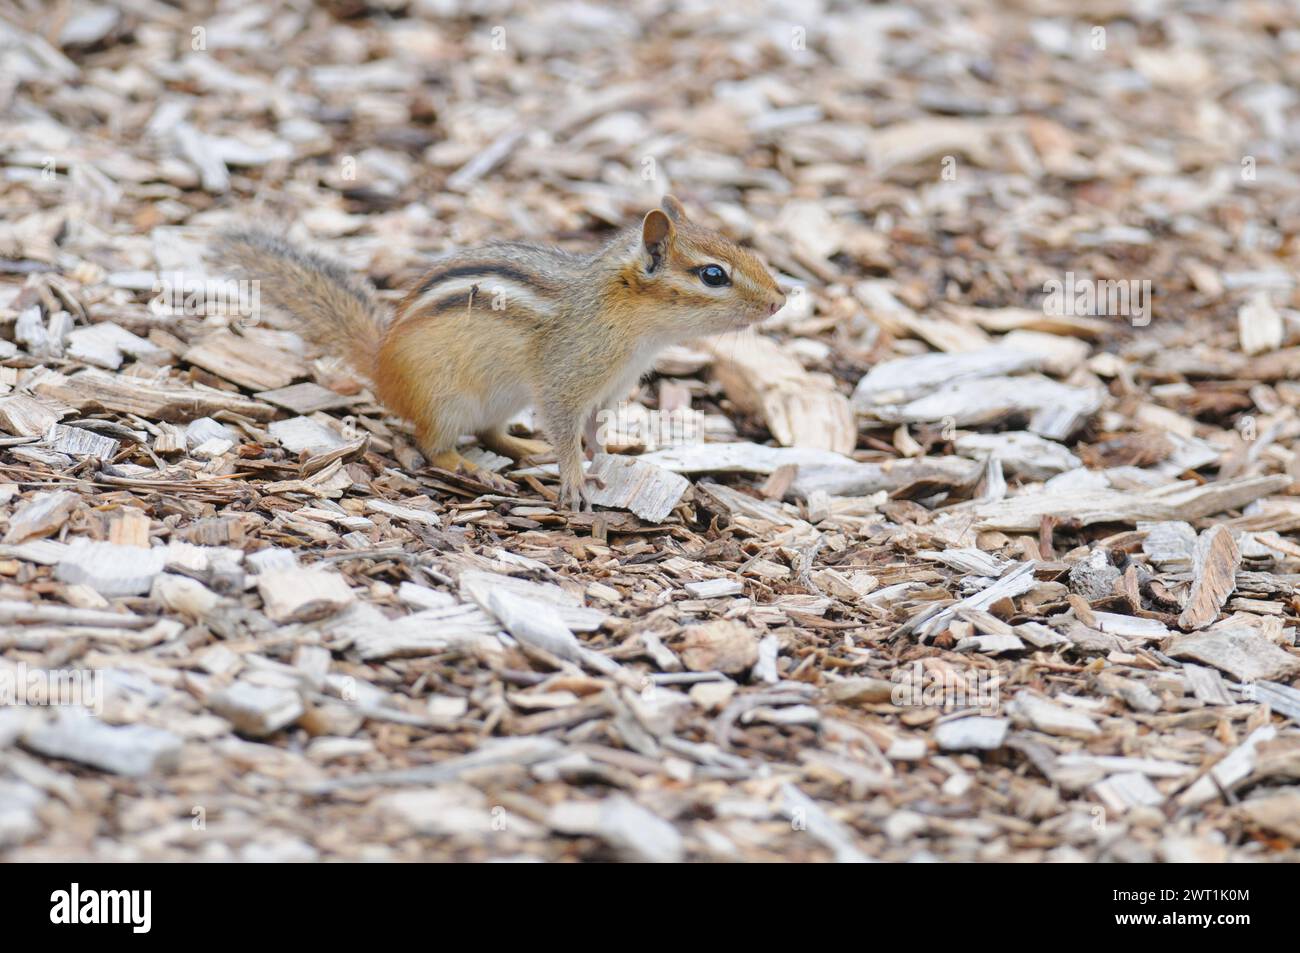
left=445, top=380, right=532, bottom=436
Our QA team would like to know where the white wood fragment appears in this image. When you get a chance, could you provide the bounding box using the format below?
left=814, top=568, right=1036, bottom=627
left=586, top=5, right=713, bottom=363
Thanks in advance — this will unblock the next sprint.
left=257, top=567, right=355, bottom=622
left=55, top=540, right=167, bottom=596
left=934, top=716, right=1009, bottom=751
left=911, top=561, right=1037, bottom=640
left=268, top=416, right=344, bottom=454
left=1181, top=664, right=1234, bottom=705
left=584, top=453, right=689, bottom=522
left=485, top=589, right=585, bottom=663
left=1007, top=691, right=1100, bottom=739
left=954, top=431, right=1081, bottom=479
left=21, top=711, right=182, bottom=777
left=548, top=794, right=684, bottom=863
left=683, top=578, right=743, bottom=599
left=753, top=634, right=780, bottom=684
left=954, top=633, right=1025, bottom=655
left=1092, top=772, right=1165, bottom=812
left=0, top=394, right=63, bottom=437
left=779, top=782, right=872, bottom=862
left=364, top=498, right=442, bottom=527
left=1141, top=520, right=1198, bottom=569
left=964, top=475, right=1289, bottom=532
left=3, top=490, right=80, bottom=543
left=208, top=682, right=304, bottom=737
left=1177, top=726, right=1276, bottom=808
left=852, top=346, right=1041, bottom=405
left=1238, top=291, right=1282, bottom=355
left=1167, top=626, right=1300, bottom=682
left=347, top=604, right=502, bottom=661
left=151, top=573, right=220, bottom=620
left=42, top=423, right=119, bottom=459
left=459, top=570, right=606, bottom=632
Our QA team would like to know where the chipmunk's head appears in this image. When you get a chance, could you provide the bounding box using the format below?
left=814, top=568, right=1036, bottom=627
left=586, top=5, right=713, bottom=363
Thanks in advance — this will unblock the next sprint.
left=632, top=195, right=786, bottom=334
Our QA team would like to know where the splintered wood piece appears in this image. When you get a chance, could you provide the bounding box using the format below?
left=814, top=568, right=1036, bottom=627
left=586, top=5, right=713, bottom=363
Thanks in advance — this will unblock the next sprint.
left=459, top=570, right=606, bottom=632
left=347, top=603, right=502, bottom=661
left=1141, top=521, right=1197, bottom=569
left=778, top=783, right=871, bottom=863
left=485, top=588, right=584, bottom=663
left=702, top=334, right=855, bottom=453
left=584, top=453, right=689, bottom=522
left=1181, top=663, right=1234, bottom=705
left=31, top=368, right=276, bottom=422
left=966, top=475, right=1289, bottom=532
left=42, top=423, right=120, bottom=460
left=1177, top=726, right=1276, bottom=808
left=0, top=600, right=149, bottom=629
left=852, top=345, right=1041, bottom=406
left=207, top=681, right=304, bottom=738
left=1092, top=772, right=1164, bottom=812
left=363, top=497, right=442, bottom=527
left=678, top=620, right=758, bottom=674
left=1238, top=291, right=1282, bottom=356
left=1238, top=792, right=1300, bottom=842
left=3, top=491, right=80, bottom=543
left=1177, top=525, right=1241, bottom=630
left=21, top=712, right=182, bottom=777
left=55, top=540, right=167, bottom=595
left=257, top=567, right=355, bottom=622
left=909, top=561, right=1037, bottom=640
left=65, top=322, right=164, bottom=369
left=255, top=381, right=359, bottom=414
left=0, top=393, right=63, bottom=436
left=1252, top=681, right=1300, bottom=722
left=934, top=717, right=1009, bottom=751
left=1166, top=627, right=1300, bottom=683
left=1007, top=691, right=1101, bottom=739
left=108, top=508, right=151, bottom=547
left=268, top=416, right=345, bottom=454
left=185, top=330, right=306, bottom=391
left=953, top=431, right=1080, bottom=479
left=548, top=794, right=684, bottom=863
left=868, top=375, right=1103, bottom=439
left=683, top=578, right=743, bottom=599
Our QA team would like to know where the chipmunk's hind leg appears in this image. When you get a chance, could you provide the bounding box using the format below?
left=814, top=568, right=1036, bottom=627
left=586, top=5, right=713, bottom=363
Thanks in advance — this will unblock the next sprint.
left=416, top=415, right=505, bottom=487
left=478, top=427, right=551, bottom=463
left=414, top=419, right=468, bottom=471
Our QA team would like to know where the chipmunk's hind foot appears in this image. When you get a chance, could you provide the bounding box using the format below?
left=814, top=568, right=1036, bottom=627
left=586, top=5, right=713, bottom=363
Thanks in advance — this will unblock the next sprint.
left=426, top=449, right=512, bottom=491
left=478, top=428, right=552, bottom=463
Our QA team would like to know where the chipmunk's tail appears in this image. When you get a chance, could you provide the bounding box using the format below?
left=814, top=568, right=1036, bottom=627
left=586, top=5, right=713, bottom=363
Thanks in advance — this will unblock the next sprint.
left=212, top=229, right=385, bottom=378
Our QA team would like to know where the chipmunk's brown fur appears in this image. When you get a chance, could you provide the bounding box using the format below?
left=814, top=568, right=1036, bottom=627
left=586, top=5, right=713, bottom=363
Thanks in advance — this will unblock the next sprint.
left=215, top=196, right=785, bottom=509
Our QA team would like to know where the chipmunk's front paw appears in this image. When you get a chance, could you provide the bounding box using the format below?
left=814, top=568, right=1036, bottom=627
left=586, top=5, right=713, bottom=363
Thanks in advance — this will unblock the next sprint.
left=557, top=482, right=582, bottom=512
left=557, top=474, right=602, bottom=512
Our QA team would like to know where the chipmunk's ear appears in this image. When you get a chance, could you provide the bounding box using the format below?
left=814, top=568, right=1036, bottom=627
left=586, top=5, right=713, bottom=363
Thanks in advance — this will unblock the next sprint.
left=660, top=194, right=688, bottom=224
left=641, top=208, right=675, bottom=272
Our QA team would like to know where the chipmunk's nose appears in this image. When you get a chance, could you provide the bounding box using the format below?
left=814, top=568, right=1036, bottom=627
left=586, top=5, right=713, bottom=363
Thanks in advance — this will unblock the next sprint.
left=768, top=292, right=787, bottom=315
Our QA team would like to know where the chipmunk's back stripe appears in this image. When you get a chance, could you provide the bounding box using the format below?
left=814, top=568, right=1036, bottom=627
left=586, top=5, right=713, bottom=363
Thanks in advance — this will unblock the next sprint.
left=404, top=275, right=556, bottom=322
left=413, top=263, right=556, bottom=298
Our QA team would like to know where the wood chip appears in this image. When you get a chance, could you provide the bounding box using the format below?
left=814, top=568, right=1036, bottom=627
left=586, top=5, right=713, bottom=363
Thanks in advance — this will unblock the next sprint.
left=1167, top=627, right=1300, bottom=683
left=1177, top=525, right=1241, bottom=630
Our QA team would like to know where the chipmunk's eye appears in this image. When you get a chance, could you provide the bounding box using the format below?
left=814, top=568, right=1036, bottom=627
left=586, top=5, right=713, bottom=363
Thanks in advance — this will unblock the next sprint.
left=696, top=264, right=730, bottom=288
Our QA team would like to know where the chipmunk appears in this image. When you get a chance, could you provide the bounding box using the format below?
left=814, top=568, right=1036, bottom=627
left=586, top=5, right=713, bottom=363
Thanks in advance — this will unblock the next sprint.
left=215, top=195, right=786, bottom=510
